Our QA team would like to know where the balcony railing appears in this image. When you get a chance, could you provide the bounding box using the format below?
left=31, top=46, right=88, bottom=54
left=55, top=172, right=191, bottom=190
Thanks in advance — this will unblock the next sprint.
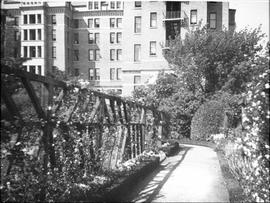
left=163, top=10, right=188, bottom=20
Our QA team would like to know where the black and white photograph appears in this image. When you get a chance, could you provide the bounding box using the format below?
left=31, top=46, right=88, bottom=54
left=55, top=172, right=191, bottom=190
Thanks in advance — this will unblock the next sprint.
left=1, top=0, right=269, bottom=202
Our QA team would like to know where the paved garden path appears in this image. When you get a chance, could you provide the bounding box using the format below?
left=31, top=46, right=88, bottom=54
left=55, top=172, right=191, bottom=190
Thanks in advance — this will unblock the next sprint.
left=122, top=144, right=229, bottom=202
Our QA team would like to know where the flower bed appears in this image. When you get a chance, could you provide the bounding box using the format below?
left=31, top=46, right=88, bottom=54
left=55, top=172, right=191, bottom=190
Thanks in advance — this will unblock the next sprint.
left=160, top=140, right=181, bottom=156
left=61, top=151, right=161, bottom=202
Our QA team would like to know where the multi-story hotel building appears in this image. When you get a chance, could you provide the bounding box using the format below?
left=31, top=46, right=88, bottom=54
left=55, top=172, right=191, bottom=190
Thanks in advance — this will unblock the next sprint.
left=1, top=1, right=236, bottom=96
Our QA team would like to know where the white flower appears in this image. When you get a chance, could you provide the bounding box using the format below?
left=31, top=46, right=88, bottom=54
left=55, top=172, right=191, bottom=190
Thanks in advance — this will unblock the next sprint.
left=260, top=92, right=266, bottom=97
left=74, top=87, right=79, bottom=92
left=265, top=83, right=270, bottom=89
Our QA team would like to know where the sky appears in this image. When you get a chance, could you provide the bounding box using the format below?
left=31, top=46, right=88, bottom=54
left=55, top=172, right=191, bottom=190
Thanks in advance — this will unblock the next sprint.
left=228, top=0, right=269, bottom=43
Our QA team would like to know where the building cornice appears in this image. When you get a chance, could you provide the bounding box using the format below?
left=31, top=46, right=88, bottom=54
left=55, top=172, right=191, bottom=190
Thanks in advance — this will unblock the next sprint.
left=74, top=10, right=123, bottom=17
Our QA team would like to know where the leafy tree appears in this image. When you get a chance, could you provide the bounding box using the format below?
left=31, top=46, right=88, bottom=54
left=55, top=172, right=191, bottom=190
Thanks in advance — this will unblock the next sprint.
left=133, top=26, right=267, bottom=138
left=164, top=26, right=265, bottom=95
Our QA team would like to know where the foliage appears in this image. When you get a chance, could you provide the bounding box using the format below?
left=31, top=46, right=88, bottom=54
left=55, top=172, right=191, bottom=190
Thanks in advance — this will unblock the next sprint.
left=212, top=56, right=269, bottom=202
left=133, top=72, right=204, bottom=138
left=133, top=27, right=265, bottom=138
left=164, top=26, right=265, bottom=95
left=190, top=100, right=225, bottom=140
left=1, top=81, right=161, bottom=202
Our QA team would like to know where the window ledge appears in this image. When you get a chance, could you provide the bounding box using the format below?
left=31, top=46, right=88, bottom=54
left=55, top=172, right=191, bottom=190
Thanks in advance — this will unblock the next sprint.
left=149, top=54, right=157, bottom=57
left=150, top=27, right=157, bottom=29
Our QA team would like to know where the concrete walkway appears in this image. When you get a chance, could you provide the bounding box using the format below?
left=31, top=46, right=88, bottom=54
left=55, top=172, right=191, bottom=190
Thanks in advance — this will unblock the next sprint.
left=122, top=144, right=229, bottom=202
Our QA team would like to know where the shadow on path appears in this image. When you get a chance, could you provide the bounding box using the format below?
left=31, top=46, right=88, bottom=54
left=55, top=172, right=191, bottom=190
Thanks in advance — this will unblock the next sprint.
left=121, top=145, right=191, bottom=202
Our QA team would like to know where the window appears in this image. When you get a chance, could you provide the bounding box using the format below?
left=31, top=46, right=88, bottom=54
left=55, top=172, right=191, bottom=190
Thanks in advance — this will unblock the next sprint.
left=74, top=68, right=80, bottom=76
left=95, top=33, right=100, bottom=44
left=89, top=68, right=100, bottom=80
left=110, top=32, right=115, bottom=43
left=89, top=68, right=95, bottom=80
left=134, top=44, right=141, bottom=61
left=29, top=14, right=35, bottom=24
left=135, top=1, right=141, bottom=7
left=110, top=1, right=115, bottom=9
left=23, top=15, right=27, bottom=24
left=150, top=41, right=156, bottom=55
left=110, top=49, right=115, bottom=61
left=88, top=33, right=94, bottom=44
left=101, top=1, right=107, bottom=10
left=150, top=12, right=157, bottom=28
left=14, top=17, right=19, bottom=25
left=116, top=1, right=121, bottom=9
left=13, top=47, right=18, bottom=58
left=190, top=10, right=197, bottom=24
left=117, top=49, right=122, bottom=60
left=74, top=19, right=79, bottom=28
left=38, top=66, right=42, bottom=75
left=14, top=31, right=19, bottom=41
left=52, top=46, right=56, bottom=58
left=134, top=75, right=141, bottom=88
left=89, top=49, right=94, bottom=61
left=94, top=1, right=99, bottom=9
left=94, top=18, right=100, bottom=28
left=110, top=18, right=115, bottom=28
left=88, top=19, right=93, bottom=28
left=110, top=68, right=115, bottom=80
left=30, top=46, right=36, bottom=57
left=37, top=46, right=42, bottom=57
left=74, top=33, right=79, bottom=44
left=52, top=29, right=56, bottom=41
left=209, top=12, right=217, bottom=29
left=24, top=30, right=28, bottom=40
left=30, top=66, right=35, bottom=74
left=29, top=29, right=36, bottom=40
left=38, top=29, right=41, bottom=40
left=96, top=50, right=100, bottom=61
left=73, top=50, right=79, bottom=61
left=52, top=15, right=56, bottom=24
left=117, top=18, right=122, bottom=28
left=23, top=46, right=28, bottom=57
left=66, top=31, right=69, bottom=43
left=95, top=69, right=100, bottom=80
left=116, top=68, right=121, bottom=80
left=116, top=32, right=122, bottom=43
left=37, top=14, right=41, bottom=23
left=89, top=1, right=93, bottom=10
left=134, top=16, right=141, bottom=33
left=66, top=16, right=70, bottom=27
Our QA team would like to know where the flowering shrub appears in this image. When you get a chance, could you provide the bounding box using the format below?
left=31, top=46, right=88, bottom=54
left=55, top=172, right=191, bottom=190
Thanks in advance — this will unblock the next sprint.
left=1, top=82, right=162, bottom=202
left=215, top=61, right=270, bottom=202
left=115, top=150, right=164, bottom=172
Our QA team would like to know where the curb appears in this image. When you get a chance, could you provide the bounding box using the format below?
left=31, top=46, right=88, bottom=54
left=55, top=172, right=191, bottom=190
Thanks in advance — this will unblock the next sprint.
left=216, top=150, right=245, bottom=203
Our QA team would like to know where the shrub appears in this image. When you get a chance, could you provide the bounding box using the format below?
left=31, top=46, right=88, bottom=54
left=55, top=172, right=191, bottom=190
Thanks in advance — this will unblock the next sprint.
left=190, top=100, right=225, bottom=140
left=215, top=58, right=270, bottom=202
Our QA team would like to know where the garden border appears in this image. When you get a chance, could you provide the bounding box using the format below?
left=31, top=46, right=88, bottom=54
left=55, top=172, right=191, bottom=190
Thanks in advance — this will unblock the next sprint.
left=69, top=157, right=160, bottom=202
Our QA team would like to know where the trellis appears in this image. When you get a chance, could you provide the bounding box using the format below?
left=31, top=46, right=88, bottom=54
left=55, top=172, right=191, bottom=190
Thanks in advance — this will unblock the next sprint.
left=1, top=64, right=168, bottom=200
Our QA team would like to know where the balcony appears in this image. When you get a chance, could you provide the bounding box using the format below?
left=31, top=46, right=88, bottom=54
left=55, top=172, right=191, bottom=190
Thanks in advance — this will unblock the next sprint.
left=163, top=11, right=188, bottom=21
